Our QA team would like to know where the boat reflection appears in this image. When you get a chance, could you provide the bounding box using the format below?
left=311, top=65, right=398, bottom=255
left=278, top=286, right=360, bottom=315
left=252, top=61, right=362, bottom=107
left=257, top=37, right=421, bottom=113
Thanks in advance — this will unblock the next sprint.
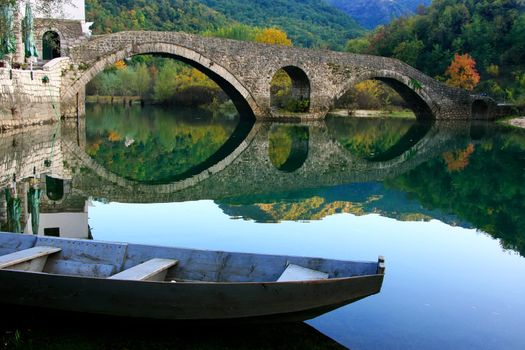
left=0, top=306, right=347, bottom=349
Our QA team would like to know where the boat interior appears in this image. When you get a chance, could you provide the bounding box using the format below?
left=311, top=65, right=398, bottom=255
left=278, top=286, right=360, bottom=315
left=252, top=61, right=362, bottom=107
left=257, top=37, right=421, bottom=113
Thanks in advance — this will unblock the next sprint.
left=0, top=232, right=382, bottom=283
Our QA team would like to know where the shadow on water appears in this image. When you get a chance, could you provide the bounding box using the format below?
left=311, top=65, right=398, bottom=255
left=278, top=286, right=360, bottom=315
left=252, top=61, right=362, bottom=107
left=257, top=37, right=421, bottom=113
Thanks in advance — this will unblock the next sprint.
left=0, top=304, right=347, bottom=350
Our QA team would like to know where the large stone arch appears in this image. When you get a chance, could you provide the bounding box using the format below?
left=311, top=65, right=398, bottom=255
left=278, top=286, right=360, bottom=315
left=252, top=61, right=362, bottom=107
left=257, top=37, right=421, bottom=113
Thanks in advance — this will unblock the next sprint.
left=335, top=70, right=438, bottom=120
left=63, top=42, right=262, bottom=119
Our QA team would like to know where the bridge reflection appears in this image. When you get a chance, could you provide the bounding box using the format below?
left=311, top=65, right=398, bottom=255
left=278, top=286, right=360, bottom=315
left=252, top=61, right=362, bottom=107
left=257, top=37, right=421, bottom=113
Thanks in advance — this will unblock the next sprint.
left=1, top=118, right=524, bottom=256
left=0, top=117, right=471, bottom=205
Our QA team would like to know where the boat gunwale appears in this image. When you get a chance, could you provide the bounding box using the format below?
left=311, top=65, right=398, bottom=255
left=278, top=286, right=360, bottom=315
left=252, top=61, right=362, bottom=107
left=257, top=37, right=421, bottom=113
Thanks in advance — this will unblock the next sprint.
left=0, top=232, right=383, bottom=282
left=0, top=267, right=383, bottom=285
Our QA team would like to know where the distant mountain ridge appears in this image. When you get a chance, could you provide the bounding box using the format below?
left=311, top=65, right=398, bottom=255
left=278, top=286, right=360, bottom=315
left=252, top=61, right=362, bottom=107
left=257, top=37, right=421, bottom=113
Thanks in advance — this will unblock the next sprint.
left=326, top=0, right=432, bottom=29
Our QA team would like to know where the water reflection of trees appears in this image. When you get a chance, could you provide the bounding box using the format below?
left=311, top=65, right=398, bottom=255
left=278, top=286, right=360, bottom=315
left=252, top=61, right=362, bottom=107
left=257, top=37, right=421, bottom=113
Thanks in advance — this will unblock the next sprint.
left=86, top=105, right=247, bottom=183
left=326, top=117, right=428, bottom=160
left=386, top=128, right=525, bottom=255
left=268, top=125, right=309, bottom=172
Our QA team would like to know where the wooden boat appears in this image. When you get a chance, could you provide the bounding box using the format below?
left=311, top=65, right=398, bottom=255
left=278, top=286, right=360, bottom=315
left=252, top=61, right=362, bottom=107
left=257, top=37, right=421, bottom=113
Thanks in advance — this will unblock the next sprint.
left=0, top=231, right=385, bottom=322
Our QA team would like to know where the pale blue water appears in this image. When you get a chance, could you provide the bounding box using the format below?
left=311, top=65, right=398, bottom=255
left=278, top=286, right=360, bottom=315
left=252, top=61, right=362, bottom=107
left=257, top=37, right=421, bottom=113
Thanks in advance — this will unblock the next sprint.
left=90, top=200, right=525, bottom=349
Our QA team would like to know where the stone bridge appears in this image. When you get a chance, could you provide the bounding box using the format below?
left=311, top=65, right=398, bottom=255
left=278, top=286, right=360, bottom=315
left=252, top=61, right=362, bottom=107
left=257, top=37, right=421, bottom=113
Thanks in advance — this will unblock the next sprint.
left=61, top=31, right=491, bottom=121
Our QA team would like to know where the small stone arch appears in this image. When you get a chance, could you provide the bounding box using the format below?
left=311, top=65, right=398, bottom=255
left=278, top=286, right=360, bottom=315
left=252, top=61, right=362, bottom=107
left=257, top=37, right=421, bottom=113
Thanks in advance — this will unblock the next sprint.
left=268, top=125, right=309, bottom=172
left=471, top=100, right=489, bottom=120
left=42, top=31, right=62, bottom=60
left=270, top=65, right=311, bottom=113
left=65, top=42, right=261, bottom=119
left=336, top=70, right=436, bottom=120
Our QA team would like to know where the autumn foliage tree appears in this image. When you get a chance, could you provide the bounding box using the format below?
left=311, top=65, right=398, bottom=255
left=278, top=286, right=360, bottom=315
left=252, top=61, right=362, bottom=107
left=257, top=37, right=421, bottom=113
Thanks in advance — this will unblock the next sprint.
left=255, top=28, right=292, bottom=46
left=442, top=144, right=475, bottom=172
left=445, top=54, right=480, bottom=91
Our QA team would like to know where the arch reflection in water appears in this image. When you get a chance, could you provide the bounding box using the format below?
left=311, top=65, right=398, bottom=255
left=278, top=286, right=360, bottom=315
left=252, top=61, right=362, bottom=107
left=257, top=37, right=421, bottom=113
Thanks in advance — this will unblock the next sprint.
left=85, top=104, right=254, bottom=184
left=471, top=99, right=489, bottom=119
left=326, top=116, right=431, bottom=162
left=46, top=176, right=64, bottom=201
left=268, top=125, right=309, bottom=172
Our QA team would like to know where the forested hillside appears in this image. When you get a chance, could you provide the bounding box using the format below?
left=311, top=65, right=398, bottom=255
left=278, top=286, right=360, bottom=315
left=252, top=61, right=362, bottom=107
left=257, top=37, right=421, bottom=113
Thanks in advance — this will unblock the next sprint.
left=196, top=0, right=363, bottom=49
left=327, top=0, right=431, bottom=29
left=347, top=0, right=525, bottom=104
left=86, top=0, right=233, bottom=34
left=86, top=0, right=363, bottom=50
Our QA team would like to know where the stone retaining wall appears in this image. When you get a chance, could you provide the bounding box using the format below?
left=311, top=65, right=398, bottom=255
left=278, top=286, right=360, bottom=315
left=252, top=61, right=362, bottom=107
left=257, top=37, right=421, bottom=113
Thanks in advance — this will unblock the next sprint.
left=0, top=57, right=69, bottom=130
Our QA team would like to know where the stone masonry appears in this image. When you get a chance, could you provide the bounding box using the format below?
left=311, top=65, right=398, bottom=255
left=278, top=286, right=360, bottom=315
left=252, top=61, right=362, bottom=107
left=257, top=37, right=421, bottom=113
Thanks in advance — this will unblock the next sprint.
left=0, top=57, right=70, bottom=130
left=63, top=31, right=487, bottom=120
left=1, top=31, right=496, bottom=128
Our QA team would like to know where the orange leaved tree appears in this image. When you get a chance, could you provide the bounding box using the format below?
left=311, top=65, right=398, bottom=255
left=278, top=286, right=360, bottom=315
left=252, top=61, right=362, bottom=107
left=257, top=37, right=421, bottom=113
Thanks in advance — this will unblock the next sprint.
left=445, top=53, right=480, bottom=90
left=255, top=28, right=292, bottom=46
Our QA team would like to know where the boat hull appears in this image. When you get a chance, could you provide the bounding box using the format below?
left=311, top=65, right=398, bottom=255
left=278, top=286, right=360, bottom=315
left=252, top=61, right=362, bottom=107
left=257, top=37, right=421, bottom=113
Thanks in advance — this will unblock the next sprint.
left=0, top=269, right=383, bottom=321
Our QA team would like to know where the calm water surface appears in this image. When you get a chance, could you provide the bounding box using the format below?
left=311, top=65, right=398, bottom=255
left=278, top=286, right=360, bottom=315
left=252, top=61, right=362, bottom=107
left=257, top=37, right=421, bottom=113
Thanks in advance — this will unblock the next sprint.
left=1, top=104, right=524, bottom=349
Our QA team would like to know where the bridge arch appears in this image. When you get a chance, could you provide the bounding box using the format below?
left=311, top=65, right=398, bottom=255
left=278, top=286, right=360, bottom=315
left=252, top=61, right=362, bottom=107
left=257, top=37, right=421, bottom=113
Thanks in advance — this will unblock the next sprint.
left=270, top=66, right=311, bottom=113
left=335, top=70, right=437, bottom=120
left=65, top=42, right=261, bottom=119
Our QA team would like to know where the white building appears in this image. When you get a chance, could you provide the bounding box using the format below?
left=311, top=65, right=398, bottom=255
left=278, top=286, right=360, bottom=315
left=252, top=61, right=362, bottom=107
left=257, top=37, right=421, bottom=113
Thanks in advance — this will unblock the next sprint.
left=22, top=0, right=92, bottom=61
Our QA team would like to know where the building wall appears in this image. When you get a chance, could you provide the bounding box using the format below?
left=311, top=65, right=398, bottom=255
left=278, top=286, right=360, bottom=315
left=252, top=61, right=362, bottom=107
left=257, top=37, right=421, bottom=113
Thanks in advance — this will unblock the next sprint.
left=35, top=18, right=88, bottom=59
left=26, top=0, right=86, bottom=21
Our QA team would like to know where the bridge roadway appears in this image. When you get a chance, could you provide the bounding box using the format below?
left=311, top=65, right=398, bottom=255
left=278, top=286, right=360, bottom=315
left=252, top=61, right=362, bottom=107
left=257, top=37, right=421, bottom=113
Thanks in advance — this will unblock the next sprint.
left=60, top=31, right=490, bottom=120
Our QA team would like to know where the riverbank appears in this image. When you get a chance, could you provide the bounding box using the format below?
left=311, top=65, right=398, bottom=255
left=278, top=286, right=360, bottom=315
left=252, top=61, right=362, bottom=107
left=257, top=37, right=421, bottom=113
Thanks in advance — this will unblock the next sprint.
left=329, top=109, right=416, bottom=118
left=504, top=116, right=525, bottom=129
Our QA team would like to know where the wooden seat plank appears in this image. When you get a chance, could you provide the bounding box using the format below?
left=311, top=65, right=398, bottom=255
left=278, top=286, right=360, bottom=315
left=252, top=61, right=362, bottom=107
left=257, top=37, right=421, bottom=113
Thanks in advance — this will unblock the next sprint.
left=0, top=246, right=61, bottom=270
left=109, top=258, right=178, bottom=281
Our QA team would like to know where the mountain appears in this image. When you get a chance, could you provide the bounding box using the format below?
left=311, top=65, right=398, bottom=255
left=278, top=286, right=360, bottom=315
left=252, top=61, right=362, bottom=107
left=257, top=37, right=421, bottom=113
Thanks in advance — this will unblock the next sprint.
left=196, top=0, right=364, bottom=49
left=86, top=0, right=364, bottom=50
left=326, top=0, right=432, bottom=29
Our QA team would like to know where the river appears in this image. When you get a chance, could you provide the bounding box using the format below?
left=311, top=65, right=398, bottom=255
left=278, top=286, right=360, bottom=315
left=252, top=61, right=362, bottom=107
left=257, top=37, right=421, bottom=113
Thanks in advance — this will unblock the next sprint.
left=1, top=103, right=524, bottom=349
